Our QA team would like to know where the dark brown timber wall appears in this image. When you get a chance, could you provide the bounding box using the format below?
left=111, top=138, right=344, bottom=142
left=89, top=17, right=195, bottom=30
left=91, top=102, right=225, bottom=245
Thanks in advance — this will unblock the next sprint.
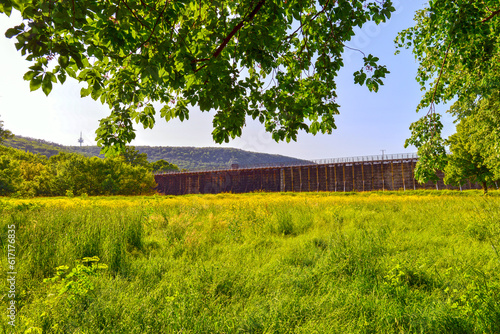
left=154, top=158, right=484, bottom=195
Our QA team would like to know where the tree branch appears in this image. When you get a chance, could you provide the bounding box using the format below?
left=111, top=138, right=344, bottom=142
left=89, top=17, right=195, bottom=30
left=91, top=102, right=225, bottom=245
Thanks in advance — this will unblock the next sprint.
left=343, top=45, right=366, bottom=57
left=285, top=0, right=330, bottom=42
left=136, top=0, right=170, bottom=51
left=212, top=0, right=266, bottom=59
left=140, top=0, right=157, bottom=12
left=193, top=0, right=265, bottom=72
left=71, top=0, right=76, bottom=27
left=121, top=0, right=151, bottom=32
left=482, top=8, right=500, bottom=22
left=429, top=40, right=452, bottom=112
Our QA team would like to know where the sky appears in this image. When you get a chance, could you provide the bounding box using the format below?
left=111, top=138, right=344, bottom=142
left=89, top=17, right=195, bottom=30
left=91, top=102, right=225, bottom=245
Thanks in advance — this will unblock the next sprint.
left=0, top=1, right=456, bottom=161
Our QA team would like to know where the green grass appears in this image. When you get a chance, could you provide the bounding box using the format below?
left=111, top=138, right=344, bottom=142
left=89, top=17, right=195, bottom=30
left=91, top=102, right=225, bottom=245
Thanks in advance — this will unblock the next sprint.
left=1, top=191, right=500, bottom=333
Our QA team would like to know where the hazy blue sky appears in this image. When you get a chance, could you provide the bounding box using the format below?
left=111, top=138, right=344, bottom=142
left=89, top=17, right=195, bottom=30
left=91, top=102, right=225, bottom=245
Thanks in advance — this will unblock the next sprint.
left=0, top=1, right=454, bottom=160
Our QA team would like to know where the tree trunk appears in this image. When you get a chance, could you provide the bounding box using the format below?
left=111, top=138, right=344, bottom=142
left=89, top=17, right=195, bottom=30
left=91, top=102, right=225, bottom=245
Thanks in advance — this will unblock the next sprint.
left=482, top=181, right=488, bottom=194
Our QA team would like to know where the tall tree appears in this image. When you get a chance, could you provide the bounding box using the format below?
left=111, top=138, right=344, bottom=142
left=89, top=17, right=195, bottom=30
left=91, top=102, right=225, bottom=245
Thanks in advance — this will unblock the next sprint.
left=443, top=94, right=500, bottom=193
left=119, top=146, right=149, bottom=167
left=397, top=0, right=500, bottom=182
left=404, top=113, right=447, bottom=184
left=151, top=159, right=179, bottom=173
left=1, top=0, right=394, bottom=155
left=0, top=156, right=21, bottom=195
left=0, top=116, right=13, bottom=143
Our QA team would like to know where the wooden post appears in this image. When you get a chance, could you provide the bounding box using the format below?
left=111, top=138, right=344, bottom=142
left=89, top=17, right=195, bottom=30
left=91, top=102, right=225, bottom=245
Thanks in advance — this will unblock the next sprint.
left=291, top=167, right=294, bottom=192
left=412, top=160, right=416, bottom=190
left=280, top=168, right=285, bottom=192
left=274, top=169, right=277, bottom=192
left=316, top=166, right=319, bottom=192
left=381, top=161, right=385, bottom=191
left=352, top=164, right=355, bottom=191
left=334, top=165, right=337, bottom=192
left=325, top=165, right=329, bottom=192
left=401, top=162, right=405, bottom=191
left=391, top=161, right=395, bottom=190
left=212, top=173, right=215, bottom=193
left=361, top=163, right=365, bottom=191
left=343, top=164, right=346, bottom=192
left=299, top=166, right=302, bottom=192
left=371, top=162, right=374, bottom=191
left=308, top=167, right=311, bottom=192
left=218, top=172, right=221, bottom=193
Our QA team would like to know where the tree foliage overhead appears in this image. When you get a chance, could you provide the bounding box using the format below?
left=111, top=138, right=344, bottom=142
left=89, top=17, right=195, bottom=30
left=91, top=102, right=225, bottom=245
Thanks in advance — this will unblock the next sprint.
left=397, top=0, right=500, bottom=112
left=397, top=0, right=500, bottom=183
left=1, top=0, right=393, bottom=155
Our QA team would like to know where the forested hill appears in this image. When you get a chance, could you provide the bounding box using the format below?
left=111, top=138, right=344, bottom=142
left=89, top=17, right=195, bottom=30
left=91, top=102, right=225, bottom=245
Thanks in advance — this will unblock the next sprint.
left=3, top=135, right=311, bottom=171
left=3, top=135, right=75, bottom=158
left=133, top=146, right=312, bottom=171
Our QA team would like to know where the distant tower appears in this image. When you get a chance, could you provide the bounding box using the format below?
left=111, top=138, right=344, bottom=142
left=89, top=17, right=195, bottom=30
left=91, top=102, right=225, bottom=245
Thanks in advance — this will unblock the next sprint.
left=78, top=132, right=84, bottom=147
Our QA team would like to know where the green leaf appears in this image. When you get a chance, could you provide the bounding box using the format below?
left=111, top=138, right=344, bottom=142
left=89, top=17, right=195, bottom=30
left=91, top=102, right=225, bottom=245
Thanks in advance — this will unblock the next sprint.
left=23, top=71, right=35, bottom=81
left=42, top=75, right=53, bottom=96
left=58, top=72, right=67, bottom=84
left=81, top=87, right=91, bottom=97
left=5, top=27, right=19, bottom=39
left=160, top=105, right=175, bottom=121
left=30, top=77, right=42, bottom=91
left=353, top=71, right=367, bottom=86
left=48, top=72, right=57, bottom=83
left=310, top=121, right=320, bottom=134
left=58, top=55, right=69, bottom=68
left=0, top=2, right=13, bottom=17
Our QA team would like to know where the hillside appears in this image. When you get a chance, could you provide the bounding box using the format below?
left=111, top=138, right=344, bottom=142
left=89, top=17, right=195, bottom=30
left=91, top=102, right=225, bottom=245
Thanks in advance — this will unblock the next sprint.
left=134, top=146, right=312, bottom=171
left=3, top=135, right=75, bottom=158
left=3, top=135, right=311, bottom=171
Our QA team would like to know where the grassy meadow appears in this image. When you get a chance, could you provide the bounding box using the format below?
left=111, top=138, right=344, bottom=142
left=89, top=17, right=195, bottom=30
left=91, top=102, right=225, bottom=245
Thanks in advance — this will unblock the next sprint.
left=1, top=190, right=500, bottom=333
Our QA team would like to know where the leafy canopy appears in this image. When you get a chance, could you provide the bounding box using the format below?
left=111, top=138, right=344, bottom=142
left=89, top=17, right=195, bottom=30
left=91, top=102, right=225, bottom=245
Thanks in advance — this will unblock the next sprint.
left=119, top=145, right=149, bottom=167
left=151, top=159, right=179, bottom=173
left=404, top=113, right=447, bottom=184
left=443, top=94, right=500, bottom=193
left=397, top=0, right=500, bottom=112
left=0, top=145, right=156, bottom=196
left=397, top=0, right=500, bottom=182
left=1, top=0, right=393, bottom=155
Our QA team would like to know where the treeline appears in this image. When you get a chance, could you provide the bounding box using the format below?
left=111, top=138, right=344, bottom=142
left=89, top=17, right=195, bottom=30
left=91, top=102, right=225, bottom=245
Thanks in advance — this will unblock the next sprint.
left=4, top=135, right=73, bottom=158
left=3, top=135, right=311, bottom=171
left=70, top=146, right=312, bottom=171
left=133, top=146, right=312, bottom=170
left=0, top=146, right=161, bottom=197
